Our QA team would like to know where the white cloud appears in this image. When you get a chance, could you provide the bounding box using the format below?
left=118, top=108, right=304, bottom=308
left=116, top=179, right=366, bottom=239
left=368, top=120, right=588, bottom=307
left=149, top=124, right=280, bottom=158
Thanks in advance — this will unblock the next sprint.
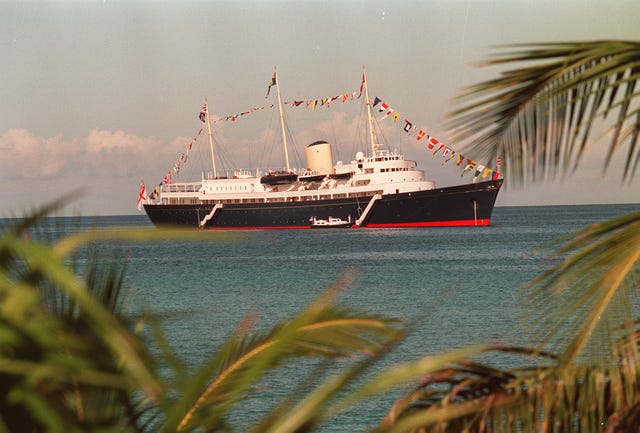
left=0, top=129, right=71, bottom=178
left=0, top=128, right=176, bottom=180
left=85, top=129, right=154, bottom=153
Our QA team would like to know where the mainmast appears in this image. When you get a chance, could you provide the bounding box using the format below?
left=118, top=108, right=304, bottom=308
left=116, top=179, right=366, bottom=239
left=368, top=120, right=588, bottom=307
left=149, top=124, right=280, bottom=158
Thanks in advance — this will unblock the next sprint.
left=273, top=67, right=291, bottom=171
left=204, top=99, right=217, bottom=179
left=363, top=66, right=378, bottom=157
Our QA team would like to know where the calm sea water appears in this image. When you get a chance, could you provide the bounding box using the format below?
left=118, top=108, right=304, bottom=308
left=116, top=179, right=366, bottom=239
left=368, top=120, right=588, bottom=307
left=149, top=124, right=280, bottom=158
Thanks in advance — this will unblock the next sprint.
left=6, top=203, right=639, bottom=430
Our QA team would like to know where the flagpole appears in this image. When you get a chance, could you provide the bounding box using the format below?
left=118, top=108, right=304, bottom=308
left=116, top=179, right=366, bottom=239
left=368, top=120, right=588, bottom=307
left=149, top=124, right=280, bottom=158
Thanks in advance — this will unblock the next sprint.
left=362, top=65, right=377, bottom=157
left=274, top=67, right=291, bottom=172
left=205, top=99, right=217, bottom=179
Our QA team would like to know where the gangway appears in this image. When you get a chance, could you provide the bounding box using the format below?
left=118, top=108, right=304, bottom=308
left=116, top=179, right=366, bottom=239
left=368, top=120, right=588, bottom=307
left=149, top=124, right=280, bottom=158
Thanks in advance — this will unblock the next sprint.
left=199, top=203, right=224, bottom=228
left=354, top=194, right=381, bottom=227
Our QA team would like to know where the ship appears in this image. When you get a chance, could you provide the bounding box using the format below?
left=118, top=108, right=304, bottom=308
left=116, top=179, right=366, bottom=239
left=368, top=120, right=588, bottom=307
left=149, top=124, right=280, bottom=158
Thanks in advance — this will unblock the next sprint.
left=143, top=68, right=502, bottom=229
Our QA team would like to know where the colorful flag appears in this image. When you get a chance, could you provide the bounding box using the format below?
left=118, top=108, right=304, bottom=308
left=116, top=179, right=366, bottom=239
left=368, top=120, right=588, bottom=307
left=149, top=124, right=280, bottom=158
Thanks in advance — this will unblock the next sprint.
left=427, top=137, right=438, bottom=150
left=266, top=71, right=277, bottom=98
left=416, top=130, right=426, bottom=140
left=462, top=160, right=477, bottom=176
left=137, top=181, right=147, bottom=211
left=380, top=103, right=394, bottom=119
left=403, top=120, right=413, bottom=132
left=482, top=167, right=492, bottom=179
left=357, top=71, right=365, bottom=98
left=199, top=103, right=207, bottom=122
left=446, top=151, right=457, bottom=162
left=432, top=143, right=445, bottom=158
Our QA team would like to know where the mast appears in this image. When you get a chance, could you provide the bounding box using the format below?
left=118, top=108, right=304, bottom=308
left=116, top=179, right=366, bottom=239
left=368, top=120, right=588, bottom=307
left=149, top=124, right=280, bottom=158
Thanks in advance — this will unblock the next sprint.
left=204, top=99, right=217, bottom=179
left=273, top=67, right=291, bottom=171
left=363, top=66, right=378, bottom=157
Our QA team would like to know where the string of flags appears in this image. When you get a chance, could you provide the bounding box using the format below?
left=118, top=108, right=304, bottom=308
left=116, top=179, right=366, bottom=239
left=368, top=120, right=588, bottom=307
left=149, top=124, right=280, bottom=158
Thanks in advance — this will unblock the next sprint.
left=140, top=123, right=206, bottom=205
left=207, top=71, right=365, bottom=124
left=372, top=97, right=502, bottom=181
left=204, top=93, right=361, bottom=125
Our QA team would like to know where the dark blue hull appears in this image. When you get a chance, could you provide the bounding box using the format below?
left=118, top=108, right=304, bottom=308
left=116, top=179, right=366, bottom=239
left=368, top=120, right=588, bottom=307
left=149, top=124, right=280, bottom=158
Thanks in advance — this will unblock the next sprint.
left=144, top=179, right=502, bottom=229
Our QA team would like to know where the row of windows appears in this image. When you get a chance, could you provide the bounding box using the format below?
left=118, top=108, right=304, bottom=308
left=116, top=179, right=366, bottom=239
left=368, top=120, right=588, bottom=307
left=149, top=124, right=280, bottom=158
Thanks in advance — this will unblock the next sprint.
left=372, top=156, right=401, bottom=162
left=209, top=185, right=252, bottom=192
left=380, top=167, right=409, bottom=173
left=165, top=191, right=379, bottom=205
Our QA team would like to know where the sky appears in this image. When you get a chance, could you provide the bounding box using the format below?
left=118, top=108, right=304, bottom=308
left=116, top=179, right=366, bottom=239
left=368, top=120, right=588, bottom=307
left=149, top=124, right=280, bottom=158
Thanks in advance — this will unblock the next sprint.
left=1, top=0, right=639, bottom=216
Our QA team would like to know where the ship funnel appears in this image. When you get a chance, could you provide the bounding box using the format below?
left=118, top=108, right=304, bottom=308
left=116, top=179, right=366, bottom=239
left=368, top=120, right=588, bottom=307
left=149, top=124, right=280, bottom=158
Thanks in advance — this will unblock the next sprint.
left=305, top=141, right=334, bottom=175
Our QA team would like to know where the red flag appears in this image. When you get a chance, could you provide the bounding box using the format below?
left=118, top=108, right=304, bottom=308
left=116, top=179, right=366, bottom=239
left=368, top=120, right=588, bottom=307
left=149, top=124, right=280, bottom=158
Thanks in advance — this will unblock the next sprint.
left=137, top=181, right=147, bottom=211
left=357, top=71, right=365, bottom=98
left=199, top=103, right=207, bottom=122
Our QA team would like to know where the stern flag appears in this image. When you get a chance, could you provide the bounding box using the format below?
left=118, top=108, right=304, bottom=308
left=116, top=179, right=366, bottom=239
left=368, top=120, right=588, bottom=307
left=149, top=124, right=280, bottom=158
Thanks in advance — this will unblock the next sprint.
left=137, top=181, right=148, bottom=211
left=199, top=103, right=207, bottom=122
left=266, top=71, right=277, bottom=98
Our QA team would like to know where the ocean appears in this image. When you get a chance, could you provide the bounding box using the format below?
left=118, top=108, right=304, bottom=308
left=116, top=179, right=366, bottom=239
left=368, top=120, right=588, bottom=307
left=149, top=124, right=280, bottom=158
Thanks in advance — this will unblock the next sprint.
left=6, top=203, right=639, bottom=430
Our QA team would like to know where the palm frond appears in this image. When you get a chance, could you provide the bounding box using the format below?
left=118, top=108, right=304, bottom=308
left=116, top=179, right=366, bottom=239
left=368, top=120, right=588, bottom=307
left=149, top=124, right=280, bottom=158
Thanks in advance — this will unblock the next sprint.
left=448, top=40, right=640, bottom=184
left=520, top=210, right=640, bottom=365
left=253, top=346, right=482, bottom=433
left=172, top=269, right=403, bottom=432
left=0, top=236, right=148, bottom=431
left=376, top=346, right=640, bottom=433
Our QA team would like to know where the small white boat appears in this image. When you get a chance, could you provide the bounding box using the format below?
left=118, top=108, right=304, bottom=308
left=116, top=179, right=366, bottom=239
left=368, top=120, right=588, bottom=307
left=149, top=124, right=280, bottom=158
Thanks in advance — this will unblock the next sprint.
left=309, top=215, right=353, bottom=229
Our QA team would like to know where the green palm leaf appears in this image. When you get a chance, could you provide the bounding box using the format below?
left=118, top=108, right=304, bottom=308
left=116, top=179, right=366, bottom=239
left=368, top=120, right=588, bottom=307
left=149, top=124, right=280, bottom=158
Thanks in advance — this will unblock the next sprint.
left=0, top=211, right=157, bottom=432
left=447, top=41, right=640, bottom=183
left=252, top=346, right=482, bottom=433
left=375, top=346, right=640, bottom=433
left=171, top=269, right=403, bottom=432
left=521, top=210, right=640, bottom=365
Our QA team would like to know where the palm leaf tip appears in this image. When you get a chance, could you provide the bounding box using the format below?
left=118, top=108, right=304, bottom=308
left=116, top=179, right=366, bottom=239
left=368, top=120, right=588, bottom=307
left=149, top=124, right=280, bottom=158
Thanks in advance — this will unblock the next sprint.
left=174, top=297, right=401, bottom=432
left=448, top=40, right=640, bottom=184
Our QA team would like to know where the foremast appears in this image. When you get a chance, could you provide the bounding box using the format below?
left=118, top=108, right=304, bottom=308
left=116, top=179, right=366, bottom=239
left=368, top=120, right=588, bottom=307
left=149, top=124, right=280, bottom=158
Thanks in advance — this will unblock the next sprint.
left=273, top=67, right=291, bottom=172
left=204, top=99, right=218, bottom=179
left=362, top=66, right=379, bottom=157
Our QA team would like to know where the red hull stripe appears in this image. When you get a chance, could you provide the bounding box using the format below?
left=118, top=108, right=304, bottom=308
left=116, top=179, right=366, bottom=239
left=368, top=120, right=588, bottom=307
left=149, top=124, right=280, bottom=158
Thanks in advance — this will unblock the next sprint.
left=363, top=219, right=491, bottom=228
left=204, top=225, right=308, bottom=230
left=202, top=219, right=491, bottom=230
